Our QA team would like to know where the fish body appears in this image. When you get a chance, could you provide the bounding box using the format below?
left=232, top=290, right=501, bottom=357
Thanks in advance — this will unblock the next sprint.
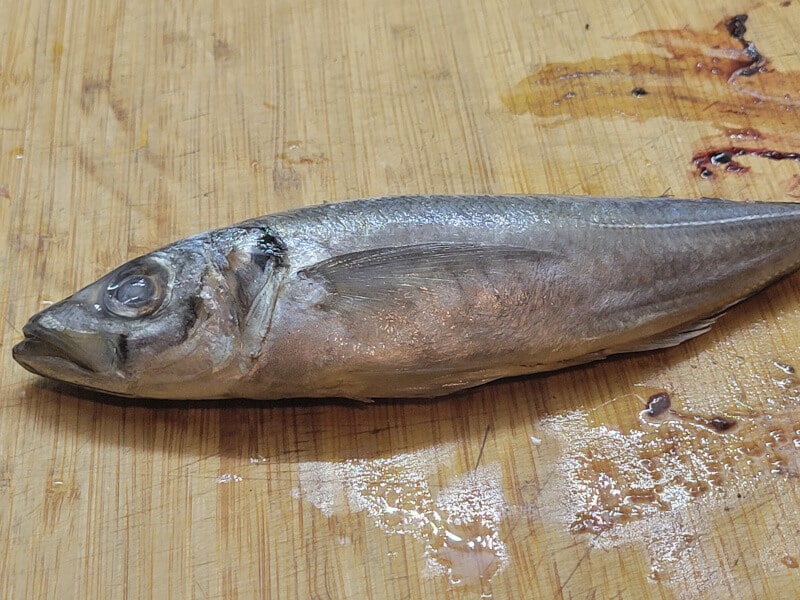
left=12, top=195, right=800, bottom=399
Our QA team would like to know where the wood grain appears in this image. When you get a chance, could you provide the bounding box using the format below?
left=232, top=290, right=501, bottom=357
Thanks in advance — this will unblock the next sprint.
left=3, top=0, right=800, bottom=598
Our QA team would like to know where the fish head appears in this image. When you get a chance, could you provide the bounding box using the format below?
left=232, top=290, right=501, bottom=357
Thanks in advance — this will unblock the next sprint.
left=13, top=227, right=283, bottom=399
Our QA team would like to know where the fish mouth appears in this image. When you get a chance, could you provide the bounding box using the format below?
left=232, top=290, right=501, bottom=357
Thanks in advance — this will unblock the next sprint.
left=13, top=330, right=98, bottom=375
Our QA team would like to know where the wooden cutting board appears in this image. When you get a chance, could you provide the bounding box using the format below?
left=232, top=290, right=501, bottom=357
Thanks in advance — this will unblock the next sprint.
left=3, top=0, right=800, bottom=598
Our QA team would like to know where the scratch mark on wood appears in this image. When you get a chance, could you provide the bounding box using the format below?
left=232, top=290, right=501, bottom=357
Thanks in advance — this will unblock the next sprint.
left=475, top=425, right=491, bottom=470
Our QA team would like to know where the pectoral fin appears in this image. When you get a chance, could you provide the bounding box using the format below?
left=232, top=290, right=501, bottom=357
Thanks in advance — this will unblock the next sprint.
left=300, top=242, right=551, bottom=309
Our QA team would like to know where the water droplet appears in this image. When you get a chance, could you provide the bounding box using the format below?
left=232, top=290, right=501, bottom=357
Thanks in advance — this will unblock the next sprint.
left=775, top=361, right=796, bottom=375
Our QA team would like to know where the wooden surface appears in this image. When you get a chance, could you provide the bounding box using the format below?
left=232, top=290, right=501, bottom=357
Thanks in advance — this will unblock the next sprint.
left=3, top=1, right=800, bottom=598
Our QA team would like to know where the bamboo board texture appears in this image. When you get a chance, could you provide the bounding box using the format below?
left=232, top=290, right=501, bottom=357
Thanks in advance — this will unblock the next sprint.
left=3, top=0, right=800, bottom=598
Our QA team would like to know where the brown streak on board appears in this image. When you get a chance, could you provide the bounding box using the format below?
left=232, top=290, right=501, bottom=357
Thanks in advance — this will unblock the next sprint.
left=690, top=127, right=800, bottom=179
left=75, top=147, right=133, bottom=208
left=80, top=76, right=130, bottom=125
left=692, top=147, right=800, bottom=178
left=501, top=16, right=799, bottom=130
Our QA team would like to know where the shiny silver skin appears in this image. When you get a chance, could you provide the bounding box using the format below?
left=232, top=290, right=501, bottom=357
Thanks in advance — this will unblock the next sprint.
left=13, top=195, right=800, bottom=399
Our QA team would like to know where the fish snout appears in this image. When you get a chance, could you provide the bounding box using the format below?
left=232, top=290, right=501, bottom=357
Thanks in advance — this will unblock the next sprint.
left=13, top=312, right=124, bottom=376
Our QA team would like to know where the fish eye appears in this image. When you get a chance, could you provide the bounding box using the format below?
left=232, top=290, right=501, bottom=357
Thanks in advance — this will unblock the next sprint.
left=103, top=262, right=168, bottom=318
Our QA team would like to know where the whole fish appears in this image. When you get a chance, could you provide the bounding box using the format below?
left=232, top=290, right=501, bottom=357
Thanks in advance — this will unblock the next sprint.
left=12, top=195, right=800, bottom=400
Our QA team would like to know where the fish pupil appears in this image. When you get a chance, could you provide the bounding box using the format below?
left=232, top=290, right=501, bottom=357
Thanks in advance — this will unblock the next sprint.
left=115, top=276, right=155, bottom=307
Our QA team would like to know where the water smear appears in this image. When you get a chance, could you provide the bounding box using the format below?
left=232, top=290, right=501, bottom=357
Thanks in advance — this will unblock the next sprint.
left=293, top=444, right=509, bottom=596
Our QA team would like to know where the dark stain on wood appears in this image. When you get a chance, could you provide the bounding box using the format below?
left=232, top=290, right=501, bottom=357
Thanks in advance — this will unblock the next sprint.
left=80, top=77, right=130, bottom=125
left=501, top=15, right=798, bottom=128
left=213, top=36, right=236, bottom=62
